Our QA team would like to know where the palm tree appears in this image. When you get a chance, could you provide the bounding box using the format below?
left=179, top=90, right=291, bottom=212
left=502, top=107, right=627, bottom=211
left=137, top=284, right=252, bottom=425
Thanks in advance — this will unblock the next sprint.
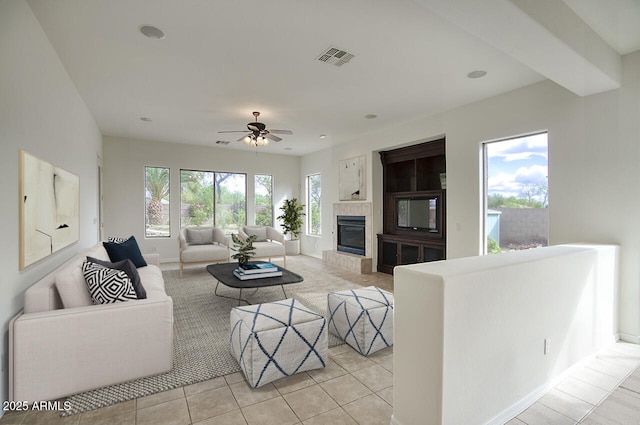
left=146, top=167, right=169, bottom=226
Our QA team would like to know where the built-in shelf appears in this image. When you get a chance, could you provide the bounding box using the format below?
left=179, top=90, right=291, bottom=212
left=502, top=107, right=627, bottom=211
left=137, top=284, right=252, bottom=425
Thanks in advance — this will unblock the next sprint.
left=378, top=138, right=446, bottom=274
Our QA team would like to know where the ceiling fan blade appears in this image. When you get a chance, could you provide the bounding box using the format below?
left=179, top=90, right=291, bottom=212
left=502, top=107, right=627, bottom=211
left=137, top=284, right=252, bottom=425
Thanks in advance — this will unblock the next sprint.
left=237, top=134, right=250, bottom=142
left=268, top=129, right=293, bottom=135
left=265, top=133, right=282, bottom=142
left=218, top=130, right=249, bottom=133
left=247, top=124, right=261, bottom=132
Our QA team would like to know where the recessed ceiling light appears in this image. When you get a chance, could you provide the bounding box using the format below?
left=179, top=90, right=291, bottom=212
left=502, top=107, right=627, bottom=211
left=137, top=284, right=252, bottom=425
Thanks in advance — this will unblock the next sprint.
left=139, top=25, right=165, bottom=39
left=140, top=117, right=152, bottom=122
left=467, top=70, right=487, bottom=79
left=364, top=114, right=377, bottom=119
left=319, top=134, right=326, bottom=139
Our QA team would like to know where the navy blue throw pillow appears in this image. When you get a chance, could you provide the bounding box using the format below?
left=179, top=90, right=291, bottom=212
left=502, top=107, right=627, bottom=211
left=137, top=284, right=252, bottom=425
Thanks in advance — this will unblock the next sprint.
left=103, top=236, right=147, bottom=268
left=87, top=256, right=147, bottom=299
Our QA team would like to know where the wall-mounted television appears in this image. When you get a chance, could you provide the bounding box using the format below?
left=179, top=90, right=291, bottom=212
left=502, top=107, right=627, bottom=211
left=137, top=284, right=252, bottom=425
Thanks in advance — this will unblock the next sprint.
left=395, top=195, right=439, bottom=232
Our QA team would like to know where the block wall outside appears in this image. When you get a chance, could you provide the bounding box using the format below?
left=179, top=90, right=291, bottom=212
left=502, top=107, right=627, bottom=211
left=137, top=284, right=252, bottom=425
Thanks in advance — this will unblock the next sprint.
left=495, top=208, right=549, bottom=247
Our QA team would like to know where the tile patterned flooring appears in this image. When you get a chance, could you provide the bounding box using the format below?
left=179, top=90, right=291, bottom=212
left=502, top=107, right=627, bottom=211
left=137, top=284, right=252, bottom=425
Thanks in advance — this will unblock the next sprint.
left=507, top=342, right=640, bottom=425
left=2, top=255, right=639, bottom=424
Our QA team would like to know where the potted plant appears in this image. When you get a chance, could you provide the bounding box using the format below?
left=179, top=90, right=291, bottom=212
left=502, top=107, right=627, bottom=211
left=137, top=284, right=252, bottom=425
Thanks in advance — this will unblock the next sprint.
left=231, top=234, right=256, bottom=266
left=277, top=198, right=305, bottom=255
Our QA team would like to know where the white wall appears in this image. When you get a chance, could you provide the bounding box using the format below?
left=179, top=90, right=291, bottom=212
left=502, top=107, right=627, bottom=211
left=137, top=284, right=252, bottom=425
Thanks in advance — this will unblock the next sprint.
left=393, top=244, right=618, bottom=425
left=0, top=0, right=102, bottom=406
left=102, top=137, right=300, bottom=261
left=300, top=51, right=640, bottom=340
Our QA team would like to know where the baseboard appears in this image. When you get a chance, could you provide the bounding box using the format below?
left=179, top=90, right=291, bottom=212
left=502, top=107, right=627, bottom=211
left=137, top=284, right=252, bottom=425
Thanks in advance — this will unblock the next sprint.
left=160, top=257, right=178, bottom=264
left=485, top=347, right=615, bottom=425
left=390, top=414, right=402, bottom=425
left=485, top=382, right=552, bottom=425
left=618, top=332, right=640, bottom=344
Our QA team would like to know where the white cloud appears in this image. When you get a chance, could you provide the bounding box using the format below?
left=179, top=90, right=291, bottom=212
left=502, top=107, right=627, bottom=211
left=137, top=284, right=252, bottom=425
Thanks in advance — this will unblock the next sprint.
left=488, top=165, right=548, bottom=198
left=487, top=133, right=548, bottom=162
left=514, top=164, right=548, bottom=184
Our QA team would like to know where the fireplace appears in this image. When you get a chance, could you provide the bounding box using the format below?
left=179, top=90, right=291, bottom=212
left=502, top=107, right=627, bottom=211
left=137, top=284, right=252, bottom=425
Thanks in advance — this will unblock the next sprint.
left=337, top=215, right=366, bottom=256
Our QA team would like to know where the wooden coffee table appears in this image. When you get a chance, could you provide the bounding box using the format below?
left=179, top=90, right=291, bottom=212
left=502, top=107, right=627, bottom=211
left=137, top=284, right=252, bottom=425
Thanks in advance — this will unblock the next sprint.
left=206, top=261, right=304, bottom=305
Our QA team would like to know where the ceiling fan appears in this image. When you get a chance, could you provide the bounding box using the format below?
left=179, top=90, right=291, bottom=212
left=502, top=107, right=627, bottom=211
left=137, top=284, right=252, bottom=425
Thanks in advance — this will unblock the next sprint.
left=218, top=111, right=293, bottom=147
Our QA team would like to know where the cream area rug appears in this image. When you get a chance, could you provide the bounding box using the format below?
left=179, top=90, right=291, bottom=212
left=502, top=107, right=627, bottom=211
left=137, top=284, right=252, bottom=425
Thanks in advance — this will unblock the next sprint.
left=62, top=260, right=359, bottom=416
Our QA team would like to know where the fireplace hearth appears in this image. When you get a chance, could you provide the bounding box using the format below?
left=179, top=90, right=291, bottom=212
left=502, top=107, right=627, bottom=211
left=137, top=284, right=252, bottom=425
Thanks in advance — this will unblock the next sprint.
left=323, top=202, right=372, bottom=274
left=337, top=215, right=366, bottom=256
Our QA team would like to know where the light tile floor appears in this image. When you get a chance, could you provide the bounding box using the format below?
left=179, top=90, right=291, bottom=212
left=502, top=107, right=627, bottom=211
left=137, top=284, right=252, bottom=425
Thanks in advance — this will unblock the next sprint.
left=2, top=256, right=639, bottom=424
left=507, top=342, right=640, bottom=425
left=0, top=344, right=394, bottom=425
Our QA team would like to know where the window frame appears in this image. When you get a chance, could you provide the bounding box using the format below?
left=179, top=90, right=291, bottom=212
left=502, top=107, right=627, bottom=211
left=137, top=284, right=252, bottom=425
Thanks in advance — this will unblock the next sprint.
left=179, top=169, right=247, bottom=233
left=482, top=131, right=549, bottom=254
left=144, top=166, right=171, bottom=238
left=254, top=174, right=274, bottom=226
left=306, top=173, right=322, bottom=236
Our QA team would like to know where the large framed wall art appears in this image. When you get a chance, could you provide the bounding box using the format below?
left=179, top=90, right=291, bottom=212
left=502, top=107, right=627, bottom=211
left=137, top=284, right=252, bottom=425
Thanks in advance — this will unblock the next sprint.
left=19, top=150, right=79, bottom=269
left=338, top=155, right=366, bottom=201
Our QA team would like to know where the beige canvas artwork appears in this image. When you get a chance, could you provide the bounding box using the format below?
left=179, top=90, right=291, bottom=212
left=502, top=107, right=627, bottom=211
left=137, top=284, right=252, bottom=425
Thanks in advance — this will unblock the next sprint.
left=339, top=155, right=366, bottom=201
left=19, top=150, right=79, bottom=269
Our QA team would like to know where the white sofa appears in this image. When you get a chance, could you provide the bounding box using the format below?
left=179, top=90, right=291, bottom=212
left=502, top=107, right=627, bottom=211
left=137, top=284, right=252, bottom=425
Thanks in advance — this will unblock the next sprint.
left=179, top=227, right=230, bottom=276
left=8, top=243, right=173, bottom=402
left=239, top=226, right=287, bottom=267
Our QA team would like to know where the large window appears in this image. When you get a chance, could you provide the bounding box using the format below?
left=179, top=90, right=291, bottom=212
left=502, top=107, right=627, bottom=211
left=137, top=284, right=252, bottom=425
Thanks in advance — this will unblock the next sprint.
left=145, top=166, right=170, bottom=238
left=215, top=173, right=246, bottom=234
left=483, top=132, right=548, bottom=254
left=307, top=173, right=321, bottom=235
left=255, top=175, right=273, bottom=226
left=180, top=169, right=246, bottom=233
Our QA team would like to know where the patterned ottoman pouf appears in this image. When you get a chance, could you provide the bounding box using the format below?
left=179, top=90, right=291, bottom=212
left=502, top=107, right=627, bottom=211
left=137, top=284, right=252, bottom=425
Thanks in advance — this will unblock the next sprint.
left=328, top=286, right=394, bottom=356
left=230, top=298, right=327, bottom=388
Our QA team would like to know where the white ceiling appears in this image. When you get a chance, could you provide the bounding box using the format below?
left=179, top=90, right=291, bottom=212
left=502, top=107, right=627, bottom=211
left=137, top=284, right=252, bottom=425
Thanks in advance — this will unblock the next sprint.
left=26, top=0, right=640, bottom=156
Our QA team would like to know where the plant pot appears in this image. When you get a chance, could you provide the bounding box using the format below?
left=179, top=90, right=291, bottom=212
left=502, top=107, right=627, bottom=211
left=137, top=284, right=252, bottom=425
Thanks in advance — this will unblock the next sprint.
left=285, top=239, right=300, bottom=256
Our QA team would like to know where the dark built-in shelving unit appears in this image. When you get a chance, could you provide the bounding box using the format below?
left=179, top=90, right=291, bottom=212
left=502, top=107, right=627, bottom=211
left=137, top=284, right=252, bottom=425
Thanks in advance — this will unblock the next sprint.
left=377, top=138, right=446, bottom=274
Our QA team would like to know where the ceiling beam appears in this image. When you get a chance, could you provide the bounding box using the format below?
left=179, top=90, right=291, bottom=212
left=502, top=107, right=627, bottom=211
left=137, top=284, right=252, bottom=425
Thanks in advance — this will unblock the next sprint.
left=415, top=0, right=621, bottom=96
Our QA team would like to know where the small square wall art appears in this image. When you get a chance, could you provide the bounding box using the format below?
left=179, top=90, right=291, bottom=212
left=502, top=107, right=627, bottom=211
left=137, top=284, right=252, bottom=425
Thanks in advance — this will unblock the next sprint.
left=339, top=155, right=366, bottom=201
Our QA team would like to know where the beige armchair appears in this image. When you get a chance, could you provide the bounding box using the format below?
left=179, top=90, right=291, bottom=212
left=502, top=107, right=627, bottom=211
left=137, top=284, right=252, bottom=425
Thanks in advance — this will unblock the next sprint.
left=239, top=226, right=286, bottom=267
left=179, top=227, right=230, bottom=276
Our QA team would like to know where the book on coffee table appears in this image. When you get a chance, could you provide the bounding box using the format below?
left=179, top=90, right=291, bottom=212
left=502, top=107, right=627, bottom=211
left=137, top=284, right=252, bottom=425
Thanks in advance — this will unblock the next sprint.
left=238, top=262, right=279, bottom=275
left=233, top=268, right=283, bottom=280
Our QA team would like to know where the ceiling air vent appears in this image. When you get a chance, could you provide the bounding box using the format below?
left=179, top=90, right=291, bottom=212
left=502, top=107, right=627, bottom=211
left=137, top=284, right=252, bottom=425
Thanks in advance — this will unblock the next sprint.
left=216, top=140, right=230, bottom=145
left=317, top=46, right=355, bottom=67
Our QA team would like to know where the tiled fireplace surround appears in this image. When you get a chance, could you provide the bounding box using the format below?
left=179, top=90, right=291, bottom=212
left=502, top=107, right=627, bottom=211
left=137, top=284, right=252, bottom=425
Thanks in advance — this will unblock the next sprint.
left=322, top=202, right=373, bottom=274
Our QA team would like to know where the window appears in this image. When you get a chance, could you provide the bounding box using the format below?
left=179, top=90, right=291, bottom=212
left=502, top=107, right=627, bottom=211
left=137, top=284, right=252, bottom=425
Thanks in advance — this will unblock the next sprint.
left=145, top=167, right=170, bottom=237
left=307, top=173, right=321, bottom=235
left=255, top=175, right=273, bottom=226
left=483, top=132, right=548, bottom=254
left=180, top=170, right=214, bottom=227
left=214, top=172, right=246, bottom=234
left=180, top=170, right=246, bottom=233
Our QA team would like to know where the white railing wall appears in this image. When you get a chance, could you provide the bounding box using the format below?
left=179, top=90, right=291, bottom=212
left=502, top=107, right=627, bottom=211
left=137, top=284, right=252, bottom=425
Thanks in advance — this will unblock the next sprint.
left=392, top=244, right=618, bottom=425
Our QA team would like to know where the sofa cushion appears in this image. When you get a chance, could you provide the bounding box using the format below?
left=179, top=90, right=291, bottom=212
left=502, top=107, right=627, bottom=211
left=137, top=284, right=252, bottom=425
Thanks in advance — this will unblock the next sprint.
left=137, top=265, right=165, bottom=293
left=82, top=261, right=137, bottom=304
left=181, top=244, right=229, bottom=263
left=55, top=264, right=94, bottom=308
left=87, top=257, right=146, bottom=299
left=253, top=241, right=285, bottom=257
left=244, top=227, right=267, bottom=242
left=103, top=236, right=147, bottom=268
left=186, top=228, right=213, bottom=245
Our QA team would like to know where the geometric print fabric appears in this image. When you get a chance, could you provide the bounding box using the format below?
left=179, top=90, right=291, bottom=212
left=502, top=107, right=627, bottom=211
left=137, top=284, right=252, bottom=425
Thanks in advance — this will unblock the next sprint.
left=230, top=298, right=327, bottom=388
left=81, top=261, right=137, bottom=304
left=327, top=286, right=394, bottom=356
